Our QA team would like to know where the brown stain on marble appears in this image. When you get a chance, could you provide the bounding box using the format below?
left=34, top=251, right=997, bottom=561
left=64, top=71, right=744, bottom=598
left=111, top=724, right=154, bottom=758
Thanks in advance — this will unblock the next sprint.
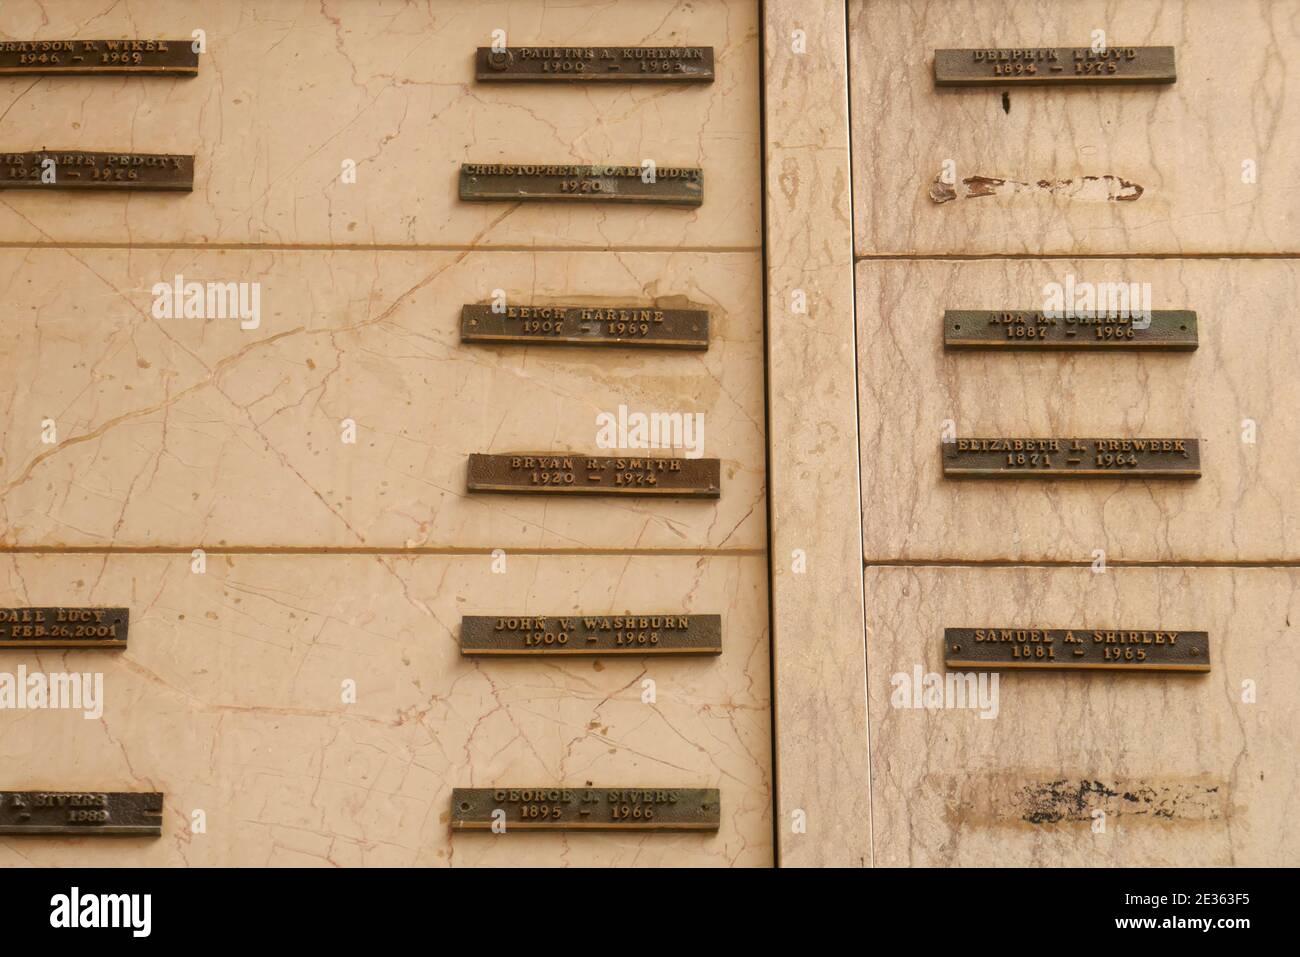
left=941, top=774, right=1227, bottom=829
left=963, top=174, right=1008, bottom=198
left=927, top=177, right=958, bottom=203
left=928, top=172, right=1144, bottom=203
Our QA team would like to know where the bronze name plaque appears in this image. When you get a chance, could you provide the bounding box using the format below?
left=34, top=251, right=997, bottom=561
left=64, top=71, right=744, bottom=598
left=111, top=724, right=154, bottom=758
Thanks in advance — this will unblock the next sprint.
left=462, top=303, right=709, bottom=350
left=0, top=39, right=198, bottom=76
left=943, top=438, right=1200, bottom=479
left=944, top=310, right=1198, bottom=350
left=476, top=46, right=713, bottom=83
left=934, top=46, right=1176, bottom=86
left=0, top=607, right=128, bottom=648
left=1, top=151, right=193, bottom=190
left=468, top=453, right=720, bottom=498
left=0, top=791, right=164, bottom=836
left=945, top=628, right=1210, bottom=672
left=460, top=163, right=703, bottom=206
left=461, top=614, right=721, bottom=657
left=450, top=787, right=720, bottom=831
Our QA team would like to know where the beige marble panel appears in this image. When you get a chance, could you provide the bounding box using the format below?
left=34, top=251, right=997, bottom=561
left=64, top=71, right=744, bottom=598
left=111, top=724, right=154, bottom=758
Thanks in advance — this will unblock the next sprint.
left=858, top=258, right=1300, bottom=562
left=763, top=0, right=871, bottom=866
left=849, top=0, right=1300, bottom=255
left=0, top=552, right=772, bottom=866
left=0, top=248, right=765, bottom=550
left=0, top=0, right=759, bottom=249
left=866, top=565, right=1299, bottom=866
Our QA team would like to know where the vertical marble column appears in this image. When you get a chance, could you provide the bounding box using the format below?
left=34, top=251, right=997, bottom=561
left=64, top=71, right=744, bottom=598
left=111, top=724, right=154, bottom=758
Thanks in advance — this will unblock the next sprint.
left=763, top=0, right=872, bottom=866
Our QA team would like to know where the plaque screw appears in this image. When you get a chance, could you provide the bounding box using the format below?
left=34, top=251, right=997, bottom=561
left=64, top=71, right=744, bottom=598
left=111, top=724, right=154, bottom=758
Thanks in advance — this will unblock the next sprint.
left=459, top=802, right=471, bottom=811
left=951, top=643, right=961, bottom=652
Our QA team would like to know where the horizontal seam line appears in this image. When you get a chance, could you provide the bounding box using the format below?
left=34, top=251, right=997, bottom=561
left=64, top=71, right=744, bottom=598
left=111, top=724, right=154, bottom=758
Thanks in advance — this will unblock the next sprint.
left=864, top=558, right=1300, bottom=568
left=0, top=242, right=762, bottom=254
left=854, top=253, right=1300, bottom=261
left=0, top=546, right=765, bottom=557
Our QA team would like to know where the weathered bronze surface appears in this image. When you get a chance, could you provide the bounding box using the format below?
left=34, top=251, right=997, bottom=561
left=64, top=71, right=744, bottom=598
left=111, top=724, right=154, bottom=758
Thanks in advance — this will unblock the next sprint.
left=0, top=791, right=164, bottom=836
left=460, top=163, right=702, bottom=206
left=462, top=303, right=709, bottom=349
left=450, top=787, right=720, bottom=831
left=461, top=614, right=721, bottom=656
left=475, top=46, right=713, bottom=83
left=468, top=453, right=720, bottom=498
left=0, top=607, right=128, bottom=648
left=944, top=310, right=1198, bottom=350
left=945, top=628, right=1210, bottom=672
left=943, top=438, right=1200, bottom=478
left=934, top=46, right=1176, bottom=86
left=1, top=151, right=193, bottom=190
left=0, top=39, right=198, bottom=76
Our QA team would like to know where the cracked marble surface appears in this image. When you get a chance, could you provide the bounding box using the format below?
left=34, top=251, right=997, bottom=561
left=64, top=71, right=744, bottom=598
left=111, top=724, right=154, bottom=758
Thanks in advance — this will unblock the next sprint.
left=849, top=0, right=1300, bottom=254
left=0, top=552, right=772, bottom=866
left=0, top=0, right=771, bottom=869
left=0, top=0, right=759, bottom=249
left=866, top=564, right=1300, bottom=866
left=0, top=249, right=766, bottom=550
left=857, top=258, right=1300, bottom=562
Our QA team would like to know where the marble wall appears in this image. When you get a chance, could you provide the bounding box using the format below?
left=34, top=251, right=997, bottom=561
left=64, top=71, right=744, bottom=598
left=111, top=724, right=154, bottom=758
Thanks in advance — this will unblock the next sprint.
left=857, top=258, right=1300, bottom=563
left=0, top=553, right=771, bottom=866
left=3, top=0, right=1292, bottom=871
left=851, top=0, right=1299, bottom=865
left=849, top=0, right=1300, bottom=255
left=0, top=1, right=772, bottom=867
left=867, top=565, right=1298, bottom=867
